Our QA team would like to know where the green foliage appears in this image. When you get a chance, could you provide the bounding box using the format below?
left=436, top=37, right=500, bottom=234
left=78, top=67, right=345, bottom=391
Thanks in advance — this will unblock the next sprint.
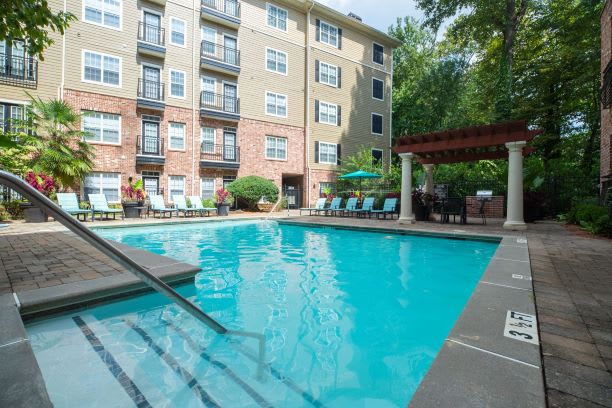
left=202, top=198, right=216, bottom=209
left=336, top=146, right=401, bottom=192
left=1, top=200, right=25, bottom=219
left=0, top=0, right=76, bottom=59
left=226, top=176, right=279, bottom=210
left=565, top=202, right=612, bottom=236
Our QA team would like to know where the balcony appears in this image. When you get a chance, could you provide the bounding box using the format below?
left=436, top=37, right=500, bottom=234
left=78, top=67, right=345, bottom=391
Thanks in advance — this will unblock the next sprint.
left=137, top=22, right=166, bottom=58
left=0, top=54, right=38, bottom=88
left=200, top=91, right=240, bottom=121
left=136, top=135, right=165, bottom=165
left=137, top=79, right=165, bottom=111
left=200, top=143, right=240, bottom=169
left=201, top=0, right=241, bottom=28
left=200, top=41, right=240, bottom=76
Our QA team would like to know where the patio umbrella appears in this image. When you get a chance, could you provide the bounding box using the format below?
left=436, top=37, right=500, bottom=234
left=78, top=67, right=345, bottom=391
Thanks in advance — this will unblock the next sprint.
left=339, top=170, right=382, bottom=192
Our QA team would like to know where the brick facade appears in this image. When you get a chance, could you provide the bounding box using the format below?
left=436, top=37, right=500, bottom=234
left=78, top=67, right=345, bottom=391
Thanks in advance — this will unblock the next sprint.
left=602, top=0, right=612, bottom=187
left=308, top=169, right=339, bottom=207
left=465, top=196, right=505, bottom=219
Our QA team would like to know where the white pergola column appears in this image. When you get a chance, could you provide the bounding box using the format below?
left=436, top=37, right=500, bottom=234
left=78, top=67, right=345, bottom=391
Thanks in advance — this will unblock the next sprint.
left=423, top=164, right=434, bottom=195
left=504, top=141, right=527, bottom=230
left=398, top=152, right=415, bottom=224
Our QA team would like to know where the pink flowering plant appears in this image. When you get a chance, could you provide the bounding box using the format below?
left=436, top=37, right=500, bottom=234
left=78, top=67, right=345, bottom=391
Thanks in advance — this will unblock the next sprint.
left=214, top=188, right=233, bottom=205
left=25, top=171, right=57, bottom=198
left=121, top=177, right=146, bottom=203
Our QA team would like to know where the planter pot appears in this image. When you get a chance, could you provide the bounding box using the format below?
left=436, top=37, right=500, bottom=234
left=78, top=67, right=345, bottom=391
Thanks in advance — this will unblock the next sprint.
left=413, top=204, right=430, bottom=221
left=122, top=201, right=143, bottom=219
left=257, top=203, right=275, bottom=212
left=20, top=203, right=48, bottom=223
left=217, top=203, right=230, bottom=216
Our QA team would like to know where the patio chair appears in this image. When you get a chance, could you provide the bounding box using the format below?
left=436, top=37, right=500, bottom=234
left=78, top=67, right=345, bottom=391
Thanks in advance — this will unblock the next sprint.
left=172, top=195, right=197, bottom=217
left=88, top=194, right=124, bottom=220
left=299, top=198, right=326, bottom=215
left=56, top=193, right=92, bottom=221
left=347, top=197, right=375, bottom=218
left=188, top=196, right=217, bottom=217
left=371, top=198, right=398, bottom=220
left=323, top=197, right=342, bottom=216
left=440, top=197, right=465, bottom=224
left=334, top=197, right=358, bottom=217
left=149, top=195, right=178, bottom=218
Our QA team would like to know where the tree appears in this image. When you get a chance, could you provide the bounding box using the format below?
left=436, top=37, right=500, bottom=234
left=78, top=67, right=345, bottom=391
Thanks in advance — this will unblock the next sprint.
left=0, top=0, right=75, bottom=59
left=226, top=176, right=279, bottom=210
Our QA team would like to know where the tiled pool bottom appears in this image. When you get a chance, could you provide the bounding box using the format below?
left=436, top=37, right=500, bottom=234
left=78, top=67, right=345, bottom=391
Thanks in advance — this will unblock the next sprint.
left=27, top=220, right=499, bottom=407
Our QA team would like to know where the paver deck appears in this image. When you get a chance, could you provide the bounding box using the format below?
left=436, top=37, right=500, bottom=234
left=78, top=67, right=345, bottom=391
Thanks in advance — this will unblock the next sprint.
left=0, top=214, right=610, bottom=407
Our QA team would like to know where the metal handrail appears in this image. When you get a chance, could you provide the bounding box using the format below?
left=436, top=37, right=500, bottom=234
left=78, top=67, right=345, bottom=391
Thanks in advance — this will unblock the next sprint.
left=0, top=170, right=265, bottom=375
left=200, top=41, right=240, bottom=66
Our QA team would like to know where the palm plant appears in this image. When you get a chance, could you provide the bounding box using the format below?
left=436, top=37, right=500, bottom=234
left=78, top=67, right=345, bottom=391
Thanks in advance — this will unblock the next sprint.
left=26, top=96, right=95, bottom=187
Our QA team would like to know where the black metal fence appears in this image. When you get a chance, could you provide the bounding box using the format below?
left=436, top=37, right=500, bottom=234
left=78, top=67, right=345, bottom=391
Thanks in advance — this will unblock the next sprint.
left=541, top=175, right=600, bottom=215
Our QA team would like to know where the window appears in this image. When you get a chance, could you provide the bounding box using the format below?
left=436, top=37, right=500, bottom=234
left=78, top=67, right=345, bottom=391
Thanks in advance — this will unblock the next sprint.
left=266, top=91, right=287, bottom=117
left=168, top=122, right=185, bottom=150
left=319, top=21, right=338, bottom=48
left=372, top=113, right=383, bottom=135
left=267, top=4, right=288, bottom=31
left=168, top=175, right=185, bottom=199
left=318, top=101, right=338, bottom=126
left=372, top=78, right=384, bottom=100
left=84, top=172, right=120, bottom=202
left=0, top=103, right=25, bottom=133
left=266, top=48, right=287, bottom=75
left=201, top=177, right=215, bottom=199
left=201, top=28, right=216, bottom=55
left=83, top=51, right=121, bottom=86
left=371, top=148, right=383, bottom=165
left=201, top=127, right=215, bottom=153
left=319, top=182, right=336, bottom=197
left=83, top=0, right=121, bottom=29
left=266, top=136, right=287, bottom=160
left=82, top=111, right=120, bottom=144
left=170, top=18, right=186, bottom=46
left=373, top=43, right=384, bottom=65
left=169, top=69, right=185, bottom=98
left=318, top=61, right=338, bottom=87
left=318, top=142, right=337, bottom=164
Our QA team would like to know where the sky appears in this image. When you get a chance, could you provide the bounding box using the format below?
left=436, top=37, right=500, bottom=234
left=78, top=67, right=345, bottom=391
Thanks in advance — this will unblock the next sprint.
left=317, top=0, right=424, bottom=34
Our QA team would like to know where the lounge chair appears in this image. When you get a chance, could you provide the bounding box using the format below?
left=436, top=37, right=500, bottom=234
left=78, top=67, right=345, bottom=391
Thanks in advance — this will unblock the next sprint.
left=347, top=197, right=375, bottom=218
left=149, top=194, right=178, bottom=218
left=333, top=197, right=358, bottom=217
left=371, top=198, right=398, bottom=220
left=188, top=196, right=217, bottom=217
left=323, top=197, right=342, bottom=216
left=172, top=195, right=196, bottom=217
left=56, top=193, right=92, bottom=221
left=88, top=194, right=124, bottom=220
left=299, top=198, right=326, bottom=215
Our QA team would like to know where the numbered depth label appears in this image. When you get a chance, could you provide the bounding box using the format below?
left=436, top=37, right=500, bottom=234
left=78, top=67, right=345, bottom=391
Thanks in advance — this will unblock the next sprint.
left=504, top=311, right=539, bottom=345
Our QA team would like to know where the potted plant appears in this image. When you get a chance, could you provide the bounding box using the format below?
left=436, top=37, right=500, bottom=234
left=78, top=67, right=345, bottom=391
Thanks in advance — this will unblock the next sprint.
left=214, top=188, right=233, bottom=216
left=412, top=188, right=433, bottom=221
left=21, top=171, right=56, bottom=222
left=121, top=177, right=146, bottom=219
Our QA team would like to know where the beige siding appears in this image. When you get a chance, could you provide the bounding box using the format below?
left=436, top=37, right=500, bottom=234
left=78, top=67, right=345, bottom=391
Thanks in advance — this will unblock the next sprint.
left=241, top=0, right=306, bottom=46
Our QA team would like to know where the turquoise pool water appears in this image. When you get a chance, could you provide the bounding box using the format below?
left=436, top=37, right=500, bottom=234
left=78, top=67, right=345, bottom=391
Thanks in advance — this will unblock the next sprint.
left=27, top=220, right=498, bottom=408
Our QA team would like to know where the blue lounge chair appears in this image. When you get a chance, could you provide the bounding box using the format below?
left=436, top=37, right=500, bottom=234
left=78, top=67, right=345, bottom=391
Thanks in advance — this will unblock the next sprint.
left=347, top=197, right=375, bottom=218
left=371, top=198, right=398, bottom=220
left=188, top=196, right=217, bottom=217
left=322, top=197, right=342, bottom=216
left=333, top=197, right=358, bottom=217
left=149, top=195, right=178, bottom=218
left=56, top=193, right=92, bottom=221
left=299, top=198, right=326, bottom=215
left=173, top=195, right=196, bottom=217
left=88, top=194, right=124, bottom=220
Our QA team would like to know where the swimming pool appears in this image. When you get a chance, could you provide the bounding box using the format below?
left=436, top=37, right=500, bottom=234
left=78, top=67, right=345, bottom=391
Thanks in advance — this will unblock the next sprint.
left=27, top=220, right=498, bottom=407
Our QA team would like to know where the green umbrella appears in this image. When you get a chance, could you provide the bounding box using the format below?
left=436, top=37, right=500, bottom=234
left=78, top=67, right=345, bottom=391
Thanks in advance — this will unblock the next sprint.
left=339, top=170, right=382, bottom=192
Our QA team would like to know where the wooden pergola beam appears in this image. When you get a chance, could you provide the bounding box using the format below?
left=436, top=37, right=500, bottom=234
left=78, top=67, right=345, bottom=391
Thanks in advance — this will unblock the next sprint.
left=417, top=147, right=535, bottom=165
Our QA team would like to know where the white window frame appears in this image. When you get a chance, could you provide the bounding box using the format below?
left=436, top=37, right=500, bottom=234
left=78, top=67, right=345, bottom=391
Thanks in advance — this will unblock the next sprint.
left=168, top=122, right=186, bottom=151
left=169, top=69, right=186, bottom=99
left=372, top=77, right=384, bottom=101
left=266, top=3, right=288, bottom=32
left=319, top=20, right=339, bottom=48
left=319, top=61, right=338, bottom=88
left=371, top=148, right=384, bottom=164
left=82, top=0, right=122, bottom=31
left=83, top=172, right=121, bottom=203
left=168, top=175, right=186, bottom=201
left=371, top=113, right=384, bottom=136
left=318, top=142, right=337, bottom=165
left=372, top=42, right=385, bottom=66
left=265, top=47, right=288, bottom=76
left=82, top=50, right=122, bottom=88
left=81, top=111, right=122, bottom=145
left=200, top=177, right=215, bottom=199
left=318, top=101, right=338, bottom=126
left=169, top=17, right=186, bottom=47
left=265, top=136, right=287, bottom=161
left=201, top=126, right=216, bottom=153
left=265, top=91, right=288, bottom=118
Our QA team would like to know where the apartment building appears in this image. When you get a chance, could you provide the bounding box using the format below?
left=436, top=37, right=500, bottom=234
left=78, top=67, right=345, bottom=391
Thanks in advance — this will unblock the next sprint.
left=0, top=0, right=399, bottom=207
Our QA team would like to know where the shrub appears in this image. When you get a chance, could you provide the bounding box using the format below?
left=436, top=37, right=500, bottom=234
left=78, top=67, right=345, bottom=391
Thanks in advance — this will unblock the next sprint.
left=202, top=198, right=216, bottom=208
left=566, top=203, right=612, bottom=236
left=226, top=176, right=279, bottom=210
left=2, top=200, right=25, bottom=219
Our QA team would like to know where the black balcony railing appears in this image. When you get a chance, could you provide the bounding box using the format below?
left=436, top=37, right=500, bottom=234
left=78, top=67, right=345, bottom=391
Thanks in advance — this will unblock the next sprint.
left=138, top=22, right=165, bottom=46
left=138, top=79, right=165, bottom=101
left=201, top=41, right=240, bottom=66
left=201, top=143, right=240, bottom=162
left=137, top=135, right=164, bottom=156
left=0, top=54, right=38, bottom=86
left=201, top=0, right=241, bottom=18
left=200, top=91, right=240, bottom=114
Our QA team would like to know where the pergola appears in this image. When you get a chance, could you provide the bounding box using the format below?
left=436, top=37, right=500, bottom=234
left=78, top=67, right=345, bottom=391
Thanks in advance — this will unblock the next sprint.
left=393, top=120, right=543, bottom=230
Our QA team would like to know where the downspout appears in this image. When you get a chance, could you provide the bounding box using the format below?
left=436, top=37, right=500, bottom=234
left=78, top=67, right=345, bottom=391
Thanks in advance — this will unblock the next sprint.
left=59, top=0, right=67, bottom=100
left=191, top=0, right=197, bottom=195
left=305, top=1, right=315, bottom=206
